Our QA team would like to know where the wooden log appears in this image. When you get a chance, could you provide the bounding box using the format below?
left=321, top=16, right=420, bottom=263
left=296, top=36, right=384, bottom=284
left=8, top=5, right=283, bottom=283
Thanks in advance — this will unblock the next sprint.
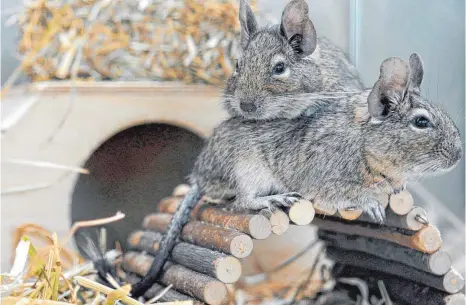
left=318, top=229, right=452, bottom=275
left=334, top=265, right=466, bottom=305
left=260, top=209, right=290, bottom=235
left=173, top=184, right=191, bottom=197
left=156, top=200, right=271, bottom=239
left=326, top=247, right=464, bottom=294
left=143, top=214, right=253, bottom=258
left=313, top=218, right=442, bottom=253
left=128, top=231, right=242, bottom=283
left=126, top=274, right=205, bottom=305
left=158, top=197, right=183, bottom=214
left=313, top=202, right=337, bottom=216
left=356, top=206, right=428, bottom=231
left=389, top=191, right=414, bottom=215
left=289, top=200, right=315, bottom=225
left=157, top=196, right=206, bottom=216
left=145, top=283, right=205, bottom=305
left=143, top=213, right=173, bottom=233
left=181, top=221, right=253, bottom=258
left=195, top=205, right=272, bottom=239
left=337, top=208, right=363, bottom=220
left=123, top=252, right=228, bottom=305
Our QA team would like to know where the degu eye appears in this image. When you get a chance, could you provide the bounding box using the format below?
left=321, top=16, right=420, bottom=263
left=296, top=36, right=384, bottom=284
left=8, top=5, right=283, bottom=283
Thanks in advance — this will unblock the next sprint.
left=411, top=116, right=432, bottom=129
left=235, top=60, right=239, bottom=72
left=272, top=62, right=285, bottom=75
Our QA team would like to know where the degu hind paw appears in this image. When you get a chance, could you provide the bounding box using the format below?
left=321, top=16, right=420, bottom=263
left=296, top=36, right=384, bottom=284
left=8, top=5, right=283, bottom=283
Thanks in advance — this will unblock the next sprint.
left=364, top=202, right=386, bottom=224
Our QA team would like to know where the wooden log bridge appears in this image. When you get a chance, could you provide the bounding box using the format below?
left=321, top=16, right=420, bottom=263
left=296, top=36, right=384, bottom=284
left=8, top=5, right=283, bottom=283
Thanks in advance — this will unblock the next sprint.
left=123, top=185, right=464, bottom=304
left=312, top=190, right=464, bottom=302
left=128, top=230, right=242, bottom=283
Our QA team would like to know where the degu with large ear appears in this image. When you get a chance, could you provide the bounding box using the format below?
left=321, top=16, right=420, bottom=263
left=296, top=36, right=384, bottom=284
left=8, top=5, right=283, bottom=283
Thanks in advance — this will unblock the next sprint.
left=239, top=0, right=258, bottom=50
left=367, top=56, right=411, bottom=121
left=367, top=53, right=426, bottom=122
left=280, top=0, right=317, bottom=57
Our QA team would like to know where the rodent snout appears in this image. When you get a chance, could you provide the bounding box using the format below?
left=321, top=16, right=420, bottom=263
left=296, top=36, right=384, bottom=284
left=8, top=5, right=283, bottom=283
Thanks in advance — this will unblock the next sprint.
left=452, top=144, right=463, bottom=164
left=240, top=102, right=257, bottom=113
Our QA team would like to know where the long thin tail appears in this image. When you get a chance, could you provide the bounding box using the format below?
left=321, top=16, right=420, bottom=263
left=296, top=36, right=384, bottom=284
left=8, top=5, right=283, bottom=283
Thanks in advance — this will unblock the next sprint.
left=131, top=185, right=203, bottom=297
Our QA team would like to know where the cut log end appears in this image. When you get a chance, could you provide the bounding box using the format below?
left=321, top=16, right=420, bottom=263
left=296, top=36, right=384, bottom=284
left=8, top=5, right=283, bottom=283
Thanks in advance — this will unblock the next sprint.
left=230, top=234, right=253, bottom=258
left=143, top=213, right=172, bottom=233
left=389, top=191, right=414, bottom=215
left=445, top=293, right=466, bottom=305
left=173, top=184, right=191, bottom=197
left=313, top=202, right=337, bottom=216
left=128, top=231, right=143, bottom=246
left=158, top=197, right=182, bottom=214
left=443, top=269, right=465, bottom=294
left=338, top=208, right=363, bottom=220
left=269, top=210, right=290, bottom=235
left=204, top=281, right=229, bottom=305
left=215, top=256, right=242, bottom=284
left=429, top=251, right=453, bottom=276
left=405, top=206, right=428, bottom=231
left=248, top=214, right=272, bottom=239
left=411, top=225, right=442, bottom=254
left=290, top=200, right=315, bottom=225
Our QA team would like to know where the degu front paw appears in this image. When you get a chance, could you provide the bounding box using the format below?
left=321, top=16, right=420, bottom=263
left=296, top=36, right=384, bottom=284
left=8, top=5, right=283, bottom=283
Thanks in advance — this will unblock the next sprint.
left=267, top=192, right=303, bottom=209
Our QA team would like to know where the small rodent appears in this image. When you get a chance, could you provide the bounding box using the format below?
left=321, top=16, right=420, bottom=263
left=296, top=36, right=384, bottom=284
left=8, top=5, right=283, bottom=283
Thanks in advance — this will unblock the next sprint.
left=192, top=53, right=462, bottom=221
left=223, top=0, right=364, bottom=120
left=131, top=53, right=462, bottom=297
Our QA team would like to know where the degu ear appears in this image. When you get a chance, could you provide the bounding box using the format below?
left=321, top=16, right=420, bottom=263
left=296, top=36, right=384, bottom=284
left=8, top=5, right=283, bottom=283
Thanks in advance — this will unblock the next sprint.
left=239, top=0, right=258, bottom=50
left=409, top=53, right=424, bottom=89
left=280, top=0, right=317, bottom=57
left=367, top=56, right=410, bottom=120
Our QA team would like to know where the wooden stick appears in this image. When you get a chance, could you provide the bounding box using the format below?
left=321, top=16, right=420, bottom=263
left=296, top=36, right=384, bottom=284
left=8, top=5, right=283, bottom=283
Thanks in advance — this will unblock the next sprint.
left=334, top=265, right=466, bottom=305
left=157, top=197, right=183, bottom=214
left=327, top=247, right=464, bottom=294
left=289, top=200, right=315, bottom=225
left=313, top=218, right=442, bottom=253
left=157, top=200, right=272, bottom=239
left=145, top=283, right=205, bottom=305
left=143, top=213, right=173, bottom=233
left=260, top=209, right=290, bottom=235
left=313, top=202, right=337, bottom=216
left=196, top=205, right=272, bottom=239
left=318, top=229, right=452, bottom=275
left=337, top=208, right=363, bottom=220
left=143, top=214, right=253, bottom=258
left=128, top=231, right=242, bottom=283
left=157, top=196, right=206, bottom=215
left=389, top=191, right=414, bottom=215
left=123, top=252, right=228, bottom=305
left=126, top=274, right=204, bottom=305
left=356, top=206, right=428, bottom=231
left=181, top=221, right=253, bottom=258
left=172, top=184, right=191, bottom=197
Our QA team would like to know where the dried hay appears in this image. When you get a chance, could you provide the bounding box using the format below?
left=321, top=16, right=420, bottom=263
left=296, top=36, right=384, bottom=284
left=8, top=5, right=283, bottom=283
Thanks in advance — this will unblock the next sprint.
left=7, top=0, right=258, bottom=88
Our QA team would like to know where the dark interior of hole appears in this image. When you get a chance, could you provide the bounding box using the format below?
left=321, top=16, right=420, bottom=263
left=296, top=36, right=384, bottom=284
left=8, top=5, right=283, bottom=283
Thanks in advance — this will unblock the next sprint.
left=71, top=123, right=204, bottom=257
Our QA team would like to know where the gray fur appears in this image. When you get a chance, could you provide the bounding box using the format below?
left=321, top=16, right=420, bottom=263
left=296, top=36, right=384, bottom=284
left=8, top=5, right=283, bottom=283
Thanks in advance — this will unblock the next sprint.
left=193, top=55, right=463, bottom=222
left=224, top=0, right=364, bottom=120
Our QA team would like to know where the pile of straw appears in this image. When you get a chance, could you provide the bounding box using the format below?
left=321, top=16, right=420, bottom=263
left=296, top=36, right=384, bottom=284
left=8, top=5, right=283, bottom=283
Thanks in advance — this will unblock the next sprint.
left=10, top=0, right=257, bottom=86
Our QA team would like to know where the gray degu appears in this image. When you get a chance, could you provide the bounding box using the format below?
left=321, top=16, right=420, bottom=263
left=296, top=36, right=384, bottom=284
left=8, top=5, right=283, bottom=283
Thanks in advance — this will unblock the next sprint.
left=130, top=0, right=463, bottom=297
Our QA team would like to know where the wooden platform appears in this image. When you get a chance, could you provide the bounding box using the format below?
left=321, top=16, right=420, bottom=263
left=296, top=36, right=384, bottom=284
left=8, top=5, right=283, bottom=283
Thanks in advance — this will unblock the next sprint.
left=122, top=185, right=465, bottom=305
